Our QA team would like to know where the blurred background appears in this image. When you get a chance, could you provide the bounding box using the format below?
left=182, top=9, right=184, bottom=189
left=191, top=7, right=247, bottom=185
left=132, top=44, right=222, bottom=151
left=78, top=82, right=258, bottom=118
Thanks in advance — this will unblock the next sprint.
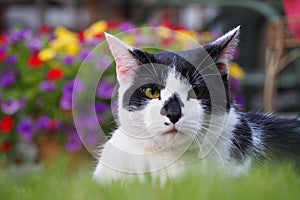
left=0, top=0, right=299, bottom=167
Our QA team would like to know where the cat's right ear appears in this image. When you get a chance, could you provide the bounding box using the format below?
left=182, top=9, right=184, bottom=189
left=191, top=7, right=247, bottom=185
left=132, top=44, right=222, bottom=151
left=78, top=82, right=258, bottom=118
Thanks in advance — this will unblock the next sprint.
left=105, top=33, right=138, bottom=83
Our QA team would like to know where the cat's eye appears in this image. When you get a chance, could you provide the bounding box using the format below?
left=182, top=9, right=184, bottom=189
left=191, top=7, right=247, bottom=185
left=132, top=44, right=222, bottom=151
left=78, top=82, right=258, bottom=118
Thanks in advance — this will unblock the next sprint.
left=144, top=87, right=160, bottom=99
left=188, top=87, right=205, bottom=100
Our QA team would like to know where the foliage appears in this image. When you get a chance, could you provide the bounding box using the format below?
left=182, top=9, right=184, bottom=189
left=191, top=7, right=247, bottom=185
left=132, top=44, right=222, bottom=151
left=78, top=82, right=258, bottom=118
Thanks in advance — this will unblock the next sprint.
left=0, top=157, right=299, bottom=200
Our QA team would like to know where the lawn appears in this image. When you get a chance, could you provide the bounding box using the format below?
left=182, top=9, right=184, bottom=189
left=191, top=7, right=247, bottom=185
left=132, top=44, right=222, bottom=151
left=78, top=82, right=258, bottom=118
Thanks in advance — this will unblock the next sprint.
left=1, top=155, right=300, bottom=200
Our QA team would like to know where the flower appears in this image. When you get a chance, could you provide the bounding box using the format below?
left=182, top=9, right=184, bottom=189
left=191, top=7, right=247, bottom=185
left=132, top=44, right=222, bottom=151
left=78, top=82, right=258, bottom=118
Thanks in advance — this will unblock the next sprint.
left=1, top=99, right=21, bottom=115
left=39, top=80, right=56, bottom=92
left=46, top=68, right=64, bottom=81
left=10, top=28, right=32, bottom=42
left=0, top=34, right=8, bottom=44
left=27, top=38, right=43, bottom=53
left=0, top=48, right=6, bottom=62
left=6, top=54, right=18, bottom=65
left=97, top=80, right=114, bottom=99
left=38, top=26, right=52, bottom=35
left=38, top=48, right=56, bottom=61
left=36, top=115, right=52, bottom=132
left=79, top=49, right=90, bottom=60
left=84, top=20, right=107, bottom=39
left=0, top=116, right=14, bottom=133
left=0, top=69, right=17, bottom=87
left=229, top=63, right=245, bottom=79
left=59, top=95, right=72, bottom=110
left=119, top=22, right=136, bottom=32
left=121, top=35, right=136, bottom=46
left=1, top=141, right=12, bottom=153
left=27, top=54, right=44, bottom=68
left=65, top=131, right=82, bottom=152
left=95, top=102, right=108, bottom=113
left=62, top=55, right=75, bottom=65
left=17, top=119, right=35, bottom=141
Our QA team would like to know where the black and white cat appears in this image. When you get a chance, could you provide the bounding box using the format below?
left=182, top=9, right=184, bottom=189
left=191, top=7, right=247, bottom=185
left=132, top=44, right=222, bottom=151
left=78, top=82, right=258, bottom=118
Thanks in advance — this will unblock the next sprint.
left=93, top=27, right=300, bottom=183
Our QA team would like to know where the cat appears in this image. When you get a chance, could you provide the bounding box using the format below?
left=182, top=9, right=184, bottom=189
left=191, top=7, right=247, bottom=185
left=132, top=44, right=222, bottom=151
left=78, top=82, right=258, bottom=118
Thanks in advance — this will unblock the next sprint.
left=93, top=26, right=300, bottom=183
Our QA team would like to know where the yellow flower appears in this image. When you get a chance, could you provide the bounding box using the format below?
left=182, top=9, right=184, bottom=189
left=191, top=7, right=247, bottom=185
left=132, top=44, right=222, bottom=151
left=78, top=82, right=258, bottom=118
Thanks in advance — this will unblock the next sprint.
left=229, top=63, right=245, bottom=79
left=84, top=20, right=108, bottom=39
left=176, top=29, right=197, bottom=41
left=49, top=26, right=80, bottom=55
left=157, top=28, right=172, bottom=39
left=66, top=44, right=80, bottom=56
left=38, top=48, right=56, bottom=61
left=201, top=31, right=213, bottom=42
left=121, top=35, right=136, bottom=46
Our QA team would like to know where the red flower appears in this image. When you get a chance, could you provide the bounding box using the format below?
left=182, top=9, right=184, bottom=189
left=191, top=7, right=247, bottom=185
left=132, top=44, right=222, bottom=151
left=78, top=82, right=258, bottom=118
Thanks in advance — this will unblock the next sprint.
left=0, top=34, right=8, bottom=44
left=108, top=21, right=119, bottom=30
left=39, top=25, right=52, bottom=35
left=50, top=119, right=57, bottom=133
left=161, top=19, right=184, bottom=30
left=0, top=116, right=14, bottom=133
left=28, top=54, right=44, bottom=68
left=0, top=50, right=6, bottom=62
left=46, top=68, right=64, bottom=81
left=1, top=141, right=12, bottom=153
left=78, top=31, right=85, bottom=43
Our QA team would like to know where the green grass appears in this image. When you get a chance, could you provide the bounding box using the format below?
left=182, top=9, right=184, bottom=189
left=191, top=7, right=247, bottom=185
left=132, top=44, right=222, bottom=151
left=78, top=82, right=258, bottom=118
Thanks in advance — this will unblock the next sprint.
left=1, top=156, right=300, bottom=200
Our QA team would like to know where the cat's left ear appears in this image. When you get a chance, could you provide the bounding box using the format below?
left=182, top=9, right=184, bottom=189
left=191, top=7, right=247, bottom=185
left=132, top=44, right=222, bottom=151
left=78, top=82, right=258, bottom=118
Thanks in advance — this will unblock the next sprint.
left=204, top=26, right=240, bottom=75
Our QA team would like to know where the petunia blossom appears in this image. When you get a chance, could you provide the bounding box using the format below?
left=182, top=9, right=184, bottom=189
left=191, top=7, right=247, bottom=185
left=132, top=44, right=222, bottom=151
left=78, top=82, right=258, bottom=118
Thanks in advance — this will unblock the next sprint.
left=65, top=131, right=82, bottom=152
left=39, top=80, right=56, bottom=92
left=1, top=99, right=21, bottom=115
left=17, top=119, right=36, bottom=141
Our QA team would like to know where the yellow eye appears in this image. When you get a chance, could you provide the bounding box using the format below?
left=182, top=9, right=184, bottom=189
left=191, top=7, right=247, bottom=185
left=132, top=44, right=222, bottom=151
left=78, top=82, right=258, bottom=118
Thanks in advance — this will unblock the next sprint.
left=144, top=88, right=160, bottom=99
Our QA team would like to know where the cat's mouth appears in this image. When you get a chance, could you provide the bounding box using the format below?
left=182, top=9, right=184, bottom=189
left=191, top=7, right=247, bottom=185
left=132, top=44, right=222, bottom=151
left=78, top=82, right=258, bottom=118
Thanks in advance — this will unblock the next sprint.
left=163, top=127, right=178, bottom=135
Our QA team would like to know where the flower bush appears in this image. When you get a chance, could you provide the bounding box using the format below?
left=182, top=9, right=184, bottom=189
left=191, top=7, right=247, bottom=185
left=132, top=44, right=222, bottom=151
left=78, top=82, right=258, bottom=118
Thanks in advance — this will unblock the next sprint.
left=0, top=20, right=245, bottom=166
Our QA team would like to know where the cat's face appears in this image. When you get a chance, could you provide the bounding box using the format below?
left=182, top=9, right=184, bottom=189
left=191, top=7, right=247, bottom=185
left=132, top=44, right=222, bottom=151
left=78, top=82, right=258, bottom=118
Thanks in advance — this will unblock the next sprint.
left=105, top=27, right=239, bottom=151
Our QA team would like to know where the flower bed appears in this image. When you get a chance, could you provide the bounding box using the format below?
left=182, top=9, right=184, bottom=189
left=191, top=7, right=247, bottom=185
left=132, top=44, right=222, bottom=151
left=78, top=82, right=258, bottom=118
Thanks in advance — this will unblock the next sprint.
left=0, top=20, right=245, bottom=166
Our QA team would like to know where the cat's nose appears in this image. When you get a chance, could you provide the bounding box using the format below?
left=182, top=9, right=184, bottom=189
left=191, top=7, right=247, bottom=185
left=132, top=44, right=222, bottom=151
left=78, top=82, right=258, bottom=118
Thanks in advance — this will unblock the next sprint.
left=160, top=93, right=183, bottom=124
left=167, top=111, right=181, bottom=124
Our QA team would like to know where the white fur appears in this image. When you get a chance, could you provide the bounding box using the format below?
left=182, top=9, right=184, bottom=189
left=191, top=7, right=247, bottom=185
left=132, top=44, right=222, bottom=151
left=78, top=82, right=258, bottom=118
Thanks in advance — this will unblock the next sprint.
left=93, top=69, right=247, bottom=183
left=93, top=30, right=250, bottom=183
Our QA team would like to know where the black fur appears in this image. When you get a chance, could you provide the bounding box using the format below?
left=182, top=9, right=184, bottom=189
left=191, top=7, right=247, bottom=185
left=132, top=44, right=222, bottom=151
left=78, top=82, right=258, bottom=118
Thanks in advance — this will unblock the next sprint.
left=230, top=116, right=253, bottom=161
left=246, top=113, right=300, bottom=161
left=123, top=49, right=230, bottom=114
left=122, top=33, right=300, bottom=166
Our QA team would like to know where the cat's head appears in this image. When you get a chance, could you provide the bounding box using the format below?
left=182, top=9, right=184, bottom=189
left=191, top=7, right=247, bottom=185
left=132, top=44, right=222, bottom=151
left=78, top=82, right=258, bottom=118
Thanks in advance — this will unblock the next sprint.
left=105, top=27, right=240, bottom=151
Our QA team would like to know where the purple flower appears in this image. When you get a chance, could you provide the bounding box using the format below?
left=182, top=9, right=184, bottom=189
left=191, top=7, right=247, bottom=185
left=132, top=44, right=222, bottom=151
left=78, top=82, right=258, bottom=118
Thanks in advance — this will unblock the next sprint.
left=0, top=69, right=17, bottom=88
left=235, top=94, right=246, bottom=106
left=62, top=55, right=75, bottom=65
left=1, top=99, right=21, bottom=115
left=119, top=22, right=136, bottom=32
left=6, top=54, right=18, bottom=65
left=95, top=102, right=108, bottom=113
left=63, top=79, right=84, bottom=96
left=17, top=119, right=36, bottom=141
left=65, top=131, right=82, bottom=152
left=10, top=28, right=32, bottom=42
left=97, top=80, right=114, bottom=99
left=86, top=133, right=101, bottom=148
left=229, top=77, right=241, bottom=91
left=19, top=98, right=27, bottom=110
left=80, top=49, right=91, bottom=60
left=39, top=81, right=56, bottom=92
left=60, top=95, right=72, bottom=110
left=36, top=116, right=51, bottom=132
left=97, top=54, right=112, bottom=71
left=27, top=38, right=43, bottom=53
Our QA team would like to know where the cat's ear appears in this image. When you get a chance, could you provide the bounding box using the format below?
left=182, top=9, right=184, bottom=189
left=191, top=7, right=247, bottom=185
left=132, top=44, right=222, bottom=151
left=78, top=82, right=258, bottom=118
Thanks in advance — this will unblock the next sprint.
left=105, top=32, right=138, bottom=83
left=204, top=26, right=240, bottom=75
